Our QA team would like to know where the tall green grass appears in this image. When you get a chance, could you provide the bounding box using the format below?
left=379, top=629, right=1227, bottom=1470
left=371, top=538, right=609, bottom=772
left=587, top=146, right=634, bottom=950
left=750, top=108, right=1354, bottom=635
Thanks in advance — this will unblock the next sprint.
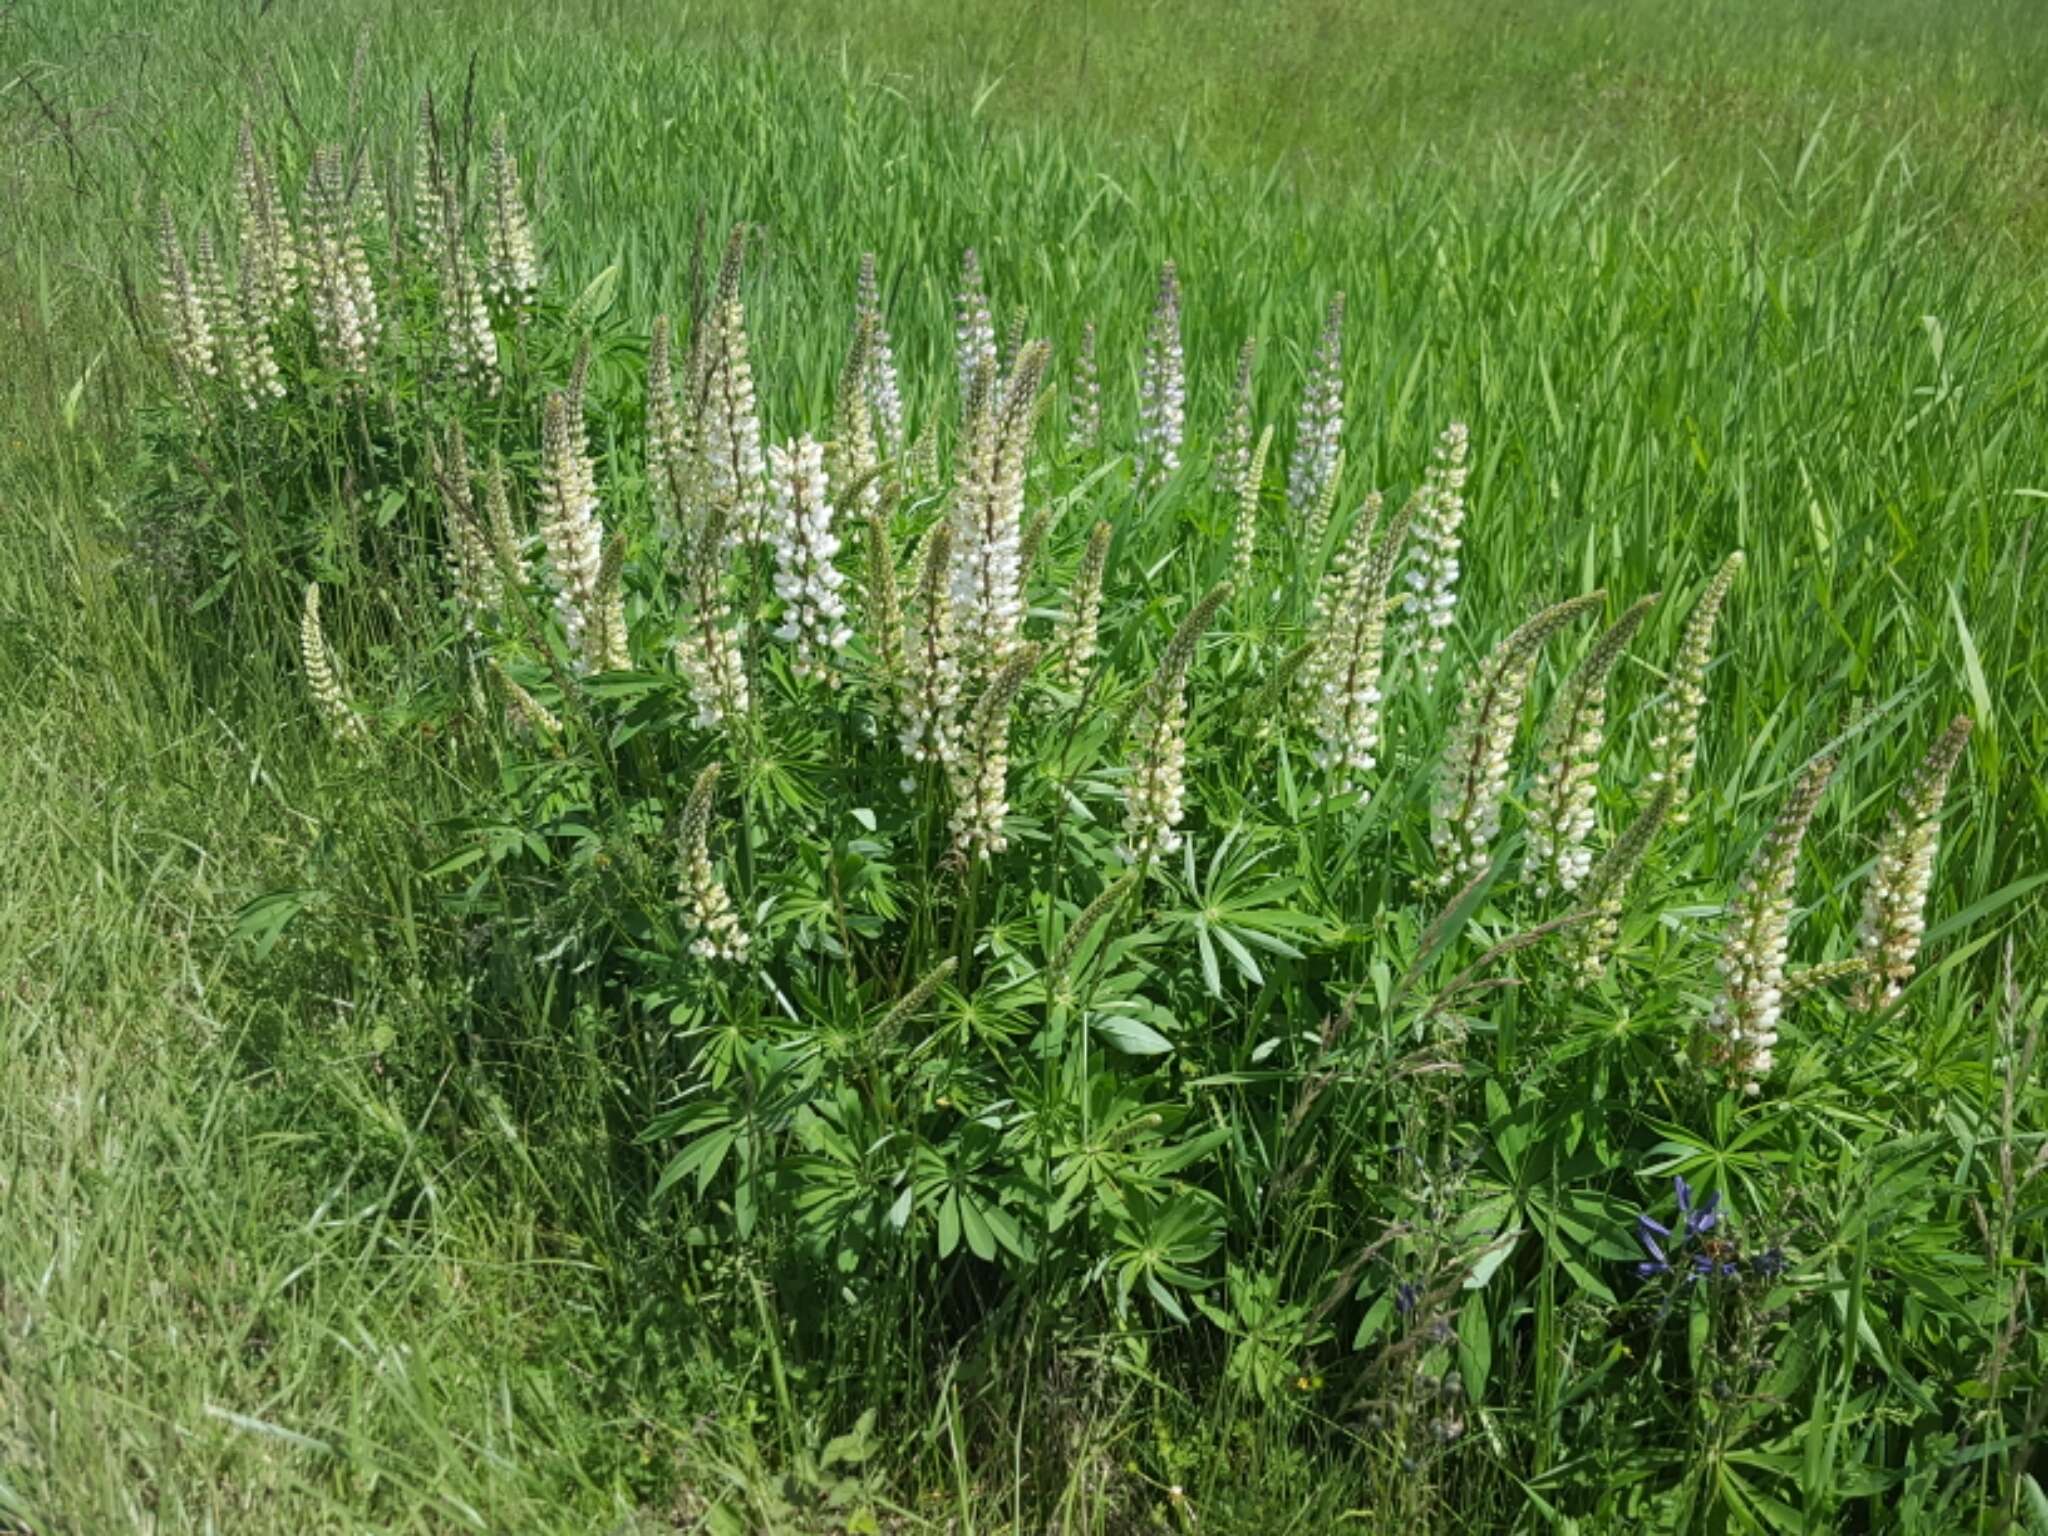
left=3, top=2, right=2044, bottom=1531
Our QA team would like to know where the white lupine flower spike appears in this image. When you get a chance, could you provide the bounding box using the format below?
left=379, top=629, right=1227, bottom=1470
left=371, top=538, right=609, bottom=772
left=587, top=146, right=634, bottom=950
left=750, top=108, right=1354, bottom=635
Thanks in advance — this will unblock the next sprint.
left=234, top=118, right=296, bottom=323
left=1124, top=583, right=1229, bottom=865
left=1056, top=521, right=1113, bottom=693
left=1230, top=425, right=1274, bottom=583
left=1526, top=593, right=1660, bottom=898
left=646, top=315, right=693, bottom=551
left=899, top=523, right=962, bottom=770
left=1431, top=590, right=1605, bottom=885
left=1570, top=781, right=1678, bottom=982
left=486, top=115, right=541, bottom=321
left=680, top=764, right=750, bottom=964
left=438, top=184, right=500, bottom=393
left=300, top=582, right=369, bottom=745
left=1852, top=715, right=1971, bottom=1011
left=410, top=94, right=447, bottom=269
left=1288, top=292, right=1345, bottom=519
left=1399, top=422, right=1472, bottom=685
left=157, top=203, right=217, bottom=387
left=767, top=435, right=850, bottom=683
left=1304, top=490, right=1420, bottom=794
left=538, top=390, right=609, bottom=671
left=856, top=253, right=904, bottom=453
left=1703, top=753, right=1837, bottom=1093
left=1652, top=550, right=1745, bottom=822
left=955, top=247, right=996, bottom=400
left=674, top=501, right=750, bottom=732
left=833, top=318, right=883, bottom=521
left=301, top=147, right=379, bottom=377
left=949, top=644, right=1040, bottom=860
left=1137, top=260, right=1185, bottom=488
left=1068, top=321, right=1101, bottom=453
left=950, top=341, right=1050, bottom=689
left=1215, top=335, right=1257, bottom=494
left=702, top=279, right=768, bottom=546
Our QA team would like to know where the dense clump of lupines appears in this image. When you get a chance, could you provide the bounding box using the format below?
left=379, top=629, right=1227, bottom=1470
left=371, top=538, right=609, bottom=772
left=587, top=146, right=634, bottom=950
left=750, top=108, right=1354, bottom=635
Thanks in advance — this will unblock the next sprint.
left=1703, top=754, right=1837, bottom=1092
left=1852, top=715, right=1972, bottom=1010
left=1526, top=594, right=1659, bottom=897
left=1398, top=422, right=1472, bottom=684
left=1431, top=591, right=1606, bottom=885
left=955, top=247, right=996, bottom=400
left=1136, top=260, right=1185, bottom=488
left=680, top=764, right=749, bottom=963
left=1288, top=292, right=1345, bottom=519
left=1650, top=550, right=1744, bottom=822
left=486, top=115, right=540, bottom=321
left=1304, top=491, right=1419, bottom=792
left=767, top=435, right=850, bottom=683
left=1124, top=583, right=1229, bottom=864
left=300, top=582, right=368, bottom=744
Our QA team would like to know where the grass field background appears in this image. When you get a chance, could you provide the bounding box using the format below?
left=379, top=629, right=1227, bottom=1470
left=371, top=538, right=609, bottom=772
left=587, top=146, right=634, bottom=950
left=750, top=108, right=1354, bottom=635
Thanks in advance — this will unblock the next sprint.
left=3, top=1, right=2045, bottom=1530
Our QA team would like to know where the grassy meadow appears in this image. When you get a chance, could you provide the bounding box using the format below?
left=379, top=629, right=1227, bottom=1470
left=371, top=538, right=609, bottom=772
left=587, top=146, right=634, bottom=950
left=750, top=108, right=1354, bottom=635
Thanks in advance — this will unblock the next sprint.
left=3, top=1, right=2045, bottom=1531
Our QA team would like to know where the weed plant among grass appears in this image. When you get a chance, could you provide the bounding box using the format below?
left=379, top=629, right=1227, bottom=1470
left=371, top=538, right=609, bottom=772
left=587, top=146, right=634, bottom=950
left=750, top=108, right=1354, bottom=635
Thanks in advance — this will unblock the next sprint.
left=2, top=3, right=2044, bottom=1531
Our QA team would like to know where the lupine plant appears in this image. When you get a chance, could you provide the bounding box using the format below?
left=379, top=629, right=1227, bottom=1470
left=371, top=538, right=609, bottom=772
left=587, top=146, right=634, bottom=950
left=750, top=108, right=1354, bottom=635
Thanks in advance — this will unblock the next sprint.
left=121, top=93, right=2031, bottom=1533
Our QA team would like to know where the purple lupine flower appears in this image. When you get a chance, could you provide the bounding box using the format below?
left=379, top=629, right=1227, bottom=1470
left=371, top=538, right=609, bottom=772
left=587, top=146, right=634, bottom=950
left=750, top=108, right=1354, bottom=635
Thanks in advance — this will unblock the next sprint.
left=1675, top=1175, right=1722, bottom=1240
left=1635, top=1213, right=1674, bottom=1278
left=1690, top=1251, right=1741, bottom=1282
left=1750, top=1247, right=1788, bottom=1280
